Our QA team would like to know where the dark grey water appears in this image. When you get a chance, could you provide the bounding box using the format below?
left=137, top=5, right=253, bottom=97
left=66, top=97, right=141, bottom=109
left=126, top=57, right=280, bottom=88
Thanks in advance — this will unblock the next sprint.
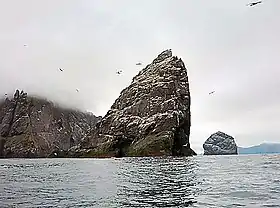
left=1, top=155, right=280, bottom=208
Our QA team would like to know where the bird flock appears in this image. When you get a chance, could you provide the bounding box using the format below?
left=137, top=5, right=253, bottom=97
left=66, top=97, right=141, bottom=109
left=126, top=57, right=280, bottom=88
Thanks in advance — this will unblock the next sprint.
left=57, top=68, right=80, bottom=93
left=3, top=1, right=264, bottom=98
left=208, top=1, right=263, bottom=96
left=116, top=62, right=142, bottom=75
left=107, top=2, right=264, bottom=96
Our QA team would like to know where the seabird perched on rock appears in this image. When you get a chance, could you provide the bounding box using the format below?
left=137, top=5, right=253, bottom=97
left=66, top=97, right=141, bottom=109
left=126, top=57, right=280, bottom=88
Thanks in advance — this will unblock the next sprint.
left=247, top=1, right=262, bottom=7
left=183, top=143, right=190, bottom=148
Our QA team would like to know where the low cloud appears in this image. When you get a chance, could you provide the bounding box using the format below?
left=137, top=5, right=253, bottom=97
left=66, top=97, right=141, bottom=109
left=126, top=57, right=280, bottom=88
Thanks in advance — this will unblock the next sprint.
left=0, top=0, right=279, bottom=152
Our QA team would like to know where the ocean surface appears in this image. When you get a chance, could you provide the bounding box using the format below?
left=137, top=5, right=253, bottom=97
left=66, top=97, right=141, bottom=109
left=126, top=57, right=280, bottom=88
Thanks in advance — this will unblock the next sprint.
left=1, top=155, right=280, bottom=208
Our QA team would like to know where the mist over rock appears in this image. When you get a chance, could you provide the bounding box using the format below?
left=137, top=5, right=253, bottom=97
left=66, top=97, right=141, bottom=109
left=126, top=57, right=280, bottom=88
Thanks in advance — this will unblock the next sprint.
left=1, top=49, right=196, bottom=158
left=76, top=49, right=196, bottom=157
left=203, top=131, right=238, bottom=155
left=0, top=90, right=101, bottom=158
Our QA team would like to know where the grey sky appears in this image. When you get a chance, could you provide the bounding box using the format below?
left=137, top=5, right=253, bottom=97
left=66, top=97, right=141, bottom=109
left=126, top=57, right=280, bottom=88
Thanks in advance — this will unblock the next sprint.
left=0, top=0, right=279, bottom=153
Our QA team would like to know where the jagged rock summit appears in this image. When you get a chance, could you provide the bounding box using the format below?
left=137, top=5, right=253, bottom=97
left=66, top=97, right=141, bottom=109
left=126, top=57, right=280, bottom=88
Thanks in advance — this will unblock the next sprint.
left=0, top=90, right=101, bottom=158
left=79, top=49, right=196, bottom=157
left=203, top=131, right=238, bottom=155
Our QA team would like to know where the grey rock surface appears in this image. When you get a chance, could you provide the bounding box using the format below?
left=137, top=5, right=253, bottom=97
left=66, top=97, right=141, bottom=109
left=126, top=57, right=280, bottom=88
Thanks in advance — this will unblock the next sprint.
left=1, top=49, right=196, bottom=158
left=78, top=49, right=196, bottom=157
left=203, top=131, right=238, bottom=155
left=0, top=90, right=101, bottom=158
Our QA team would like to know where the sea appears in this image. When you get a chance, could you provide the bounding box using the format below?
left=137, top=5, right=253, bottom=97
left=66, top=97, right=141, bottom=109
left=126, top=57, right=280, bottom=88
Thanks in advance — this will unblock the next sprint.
left=1, top=155, right=280, bottom=208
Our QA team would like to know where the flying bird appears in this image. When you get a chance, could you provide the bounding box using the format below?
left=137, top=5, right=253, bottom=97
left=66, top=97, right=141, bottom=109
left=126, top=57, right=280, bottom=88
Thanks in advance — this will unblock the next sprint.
left=59, top=68, right=63, bottom=72
left=209, top=91, right=215, bottom=95
left=23, top=44, right=28, bottom=47
left=76, top=89, right=79, bottom=92
left=116, top=70, right=123, bottom=75
left=136, top=62, right=142, bottom=66
left=247, top=1, right=262, bottom=7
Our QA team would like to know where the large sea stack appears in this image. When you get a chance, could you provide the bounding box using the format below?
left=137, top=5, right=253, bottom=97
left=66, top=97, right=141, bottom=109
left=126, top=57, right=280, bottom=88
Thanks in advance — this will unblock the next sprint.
left=203, top=131, right=238, bottom=155
left=78, top=49, right=196, bottom=157
left=0, top=90, right=101, bottom=158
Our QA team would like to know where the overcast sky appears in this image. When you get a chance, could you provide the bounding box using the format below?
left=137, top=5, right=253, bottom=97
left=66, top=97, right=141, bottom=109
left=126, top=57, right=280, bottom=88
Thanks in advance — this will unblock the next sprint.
left=0, top=0, right=279, bottom=153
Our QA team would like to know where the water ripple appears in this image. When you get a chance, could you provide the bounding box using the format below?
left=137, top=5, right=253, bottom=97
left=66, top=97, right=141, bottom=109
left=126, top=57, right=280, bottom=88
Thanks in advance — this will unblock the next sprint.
left=0, top=155, right=280, bottom=207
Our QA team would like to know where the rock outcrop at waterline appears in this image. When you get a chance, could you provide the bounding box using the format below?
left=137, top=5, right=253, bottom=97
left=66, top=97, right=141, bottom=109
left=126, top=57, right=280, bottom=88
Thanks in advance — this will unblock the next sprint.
left=0, top=49, right=196, bottom=158
left=74, top=49, right=196, bottom=157
left=0, top=90, right=101, bottom=158
left=203, top=131, right=238, bottom=155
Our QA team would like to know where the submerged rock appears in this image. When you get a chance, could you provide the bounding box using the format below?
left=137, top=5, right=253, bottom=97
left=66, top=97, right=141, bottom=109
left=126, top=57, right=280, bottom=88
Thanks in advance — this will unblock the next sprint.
left=79, top=49, right=196, bottom=157
left=203, top=131, right=238, bottom=155
left=0, top=90, right=101, bottom=158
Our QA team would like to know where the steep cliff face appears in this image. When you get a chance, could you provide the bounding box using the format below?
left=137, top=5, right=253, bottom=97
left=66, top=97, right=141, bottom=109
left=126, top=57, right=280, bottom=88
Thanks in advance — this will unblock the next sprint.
left=0, top=90, right=101, bottom=158
left=78, top=49, right=196, bottom=157
left=203, top=131, right=238, bottom=155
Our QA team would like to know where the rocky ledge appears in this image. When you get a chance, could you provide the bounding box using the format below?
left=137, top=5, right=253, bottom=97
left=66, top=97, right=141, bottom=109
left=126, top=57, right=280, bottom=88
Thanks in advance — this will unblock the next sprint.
left=0, top=90, right=101, bottom=158
left=71, top=49, right=196, bottom=157
left=203, top=131, right=238, bottom=155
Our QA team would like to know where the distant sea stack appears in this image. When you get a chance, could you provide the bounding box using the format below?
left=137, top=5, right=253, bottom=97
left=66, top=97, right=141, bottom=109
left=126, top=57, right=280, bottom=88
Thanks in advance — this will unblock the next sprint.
left=203, top=131, right=238, bottom=155
left=0, top=90, right=101, bottom=158
left=75, top=49, right=196, bottom=157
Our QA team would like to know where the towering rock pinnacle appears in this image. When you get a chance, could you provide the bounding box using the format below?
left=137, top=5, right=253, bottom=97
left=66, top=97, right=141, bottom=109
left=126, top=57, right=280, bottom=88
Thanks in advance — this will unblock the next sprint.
left=82, top=49, right=196, bottom=157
